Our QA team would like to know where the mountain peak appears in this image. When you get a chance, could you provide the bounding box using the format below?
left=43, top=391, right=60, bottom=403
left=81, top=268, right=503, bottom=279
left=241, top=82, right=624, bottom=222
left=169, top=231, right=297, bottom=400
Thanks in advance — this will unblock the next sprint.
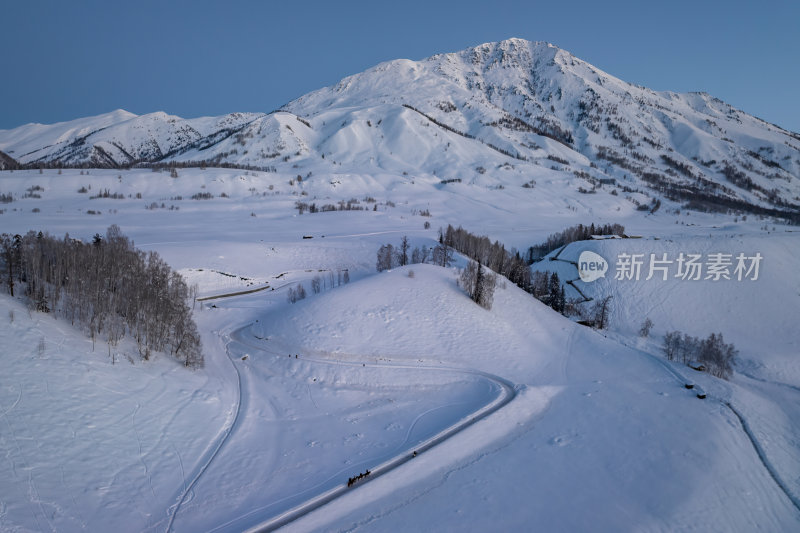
left=1, top=40, right=798, bottom=221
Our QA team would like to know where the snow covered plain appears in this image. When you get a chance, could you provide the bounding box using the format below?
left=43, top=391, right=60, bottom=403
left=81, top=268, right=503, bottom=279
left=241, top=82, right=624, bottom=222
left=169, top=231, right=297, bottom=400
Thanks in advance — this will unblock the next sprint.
left=1, top=167, right=799, bottom=531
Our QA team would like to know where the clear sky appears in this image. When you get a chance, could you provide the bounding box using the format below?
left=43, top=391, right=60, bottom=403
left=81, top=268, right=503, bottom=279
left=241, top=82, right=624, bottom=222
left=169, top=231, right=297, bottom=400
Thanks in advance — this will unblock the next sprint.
left=2, top=0, right=798, bottom=132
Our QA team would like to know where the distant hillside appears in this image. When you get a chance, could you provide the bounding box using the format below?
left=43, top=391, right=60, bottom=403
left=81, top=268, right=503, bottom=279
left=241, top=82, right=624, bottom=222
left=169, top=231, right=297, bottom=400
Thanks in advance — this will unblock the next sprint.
left=1, top=38, right=798, bottom=220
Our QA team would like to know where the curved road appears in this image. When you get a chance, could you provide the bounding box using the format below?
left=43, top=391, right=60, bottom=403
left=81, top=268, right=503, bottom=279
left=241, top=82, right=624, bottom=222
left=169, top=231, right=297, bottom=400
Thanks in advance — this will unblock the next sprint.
left=167, top=319, right=516, bottom=533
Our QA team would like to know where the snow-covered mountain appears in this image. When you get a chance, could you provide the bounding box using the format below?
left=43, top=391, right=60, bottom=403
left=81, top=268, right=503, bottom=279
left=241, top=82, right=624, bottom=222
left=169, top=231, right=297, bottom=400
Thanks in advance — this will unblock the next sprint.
left=0, top=109, right=263, bottom=168
left=2, top=38, right=799, bottom=219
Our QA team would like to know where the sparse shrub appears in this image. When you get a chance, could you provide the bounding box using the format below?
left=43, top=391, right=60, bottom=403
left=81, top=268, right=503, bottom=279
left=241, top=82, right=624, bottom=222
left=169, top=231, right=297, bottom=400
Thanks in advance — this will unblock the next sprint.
left=639, top=318, right=654, bottom=337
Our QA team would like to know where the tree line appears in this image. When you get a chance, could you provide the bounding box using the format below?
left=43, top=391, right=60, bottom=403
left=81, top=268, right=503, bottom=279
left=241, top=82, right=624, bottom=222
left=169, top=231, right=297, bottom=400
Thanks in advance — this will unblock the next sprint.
left=663, top=330, right=736, bottom=380
left=0, top=225, right=203, bottom=368
left=375, top=226, right=571, bottom=317
left=376, top=236, right=452, bottom=272
left=441, top=225, right=531, bottom=289
left=442, top=224, right=612, bottom=323
left=527, top=222, right=625, bottom=262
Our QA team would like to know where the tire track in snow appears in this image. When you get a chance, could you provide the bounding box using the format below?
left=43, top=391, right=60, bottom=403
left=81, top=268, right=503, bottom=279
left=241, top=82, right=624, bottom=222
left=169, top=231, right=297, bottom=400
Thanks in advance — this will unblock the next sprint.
left=611, top=329, right=800, bottom=516
left=226, top=326, right=517, bottom=533
left=0, top=386, right=22, bottom=417
left=164, top=330, right=244, bottom=533
left=725, top=401, right=800, bottom=513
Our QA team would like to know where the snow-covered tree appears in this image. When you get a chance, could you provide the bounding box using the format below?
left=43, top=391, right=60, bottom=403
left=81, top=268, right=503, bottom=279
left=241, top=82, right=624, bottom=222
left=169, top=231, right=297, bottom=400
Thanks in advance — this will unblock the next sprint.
left=460, top=260, right=496, bottom=310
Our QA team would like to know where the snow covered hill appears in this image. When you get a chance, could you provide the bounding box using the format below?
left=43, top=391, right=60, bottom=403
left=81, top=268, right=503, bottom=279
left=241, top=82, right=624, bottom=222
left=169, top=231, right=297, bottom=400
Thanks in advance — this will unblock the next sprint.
left=0, top=161, right=798, bottom=531
left=0, top=110, right=263, bottom=168
left=1, top=39, right=798, bottom=220
left=2, top=38, right=800, bottom=532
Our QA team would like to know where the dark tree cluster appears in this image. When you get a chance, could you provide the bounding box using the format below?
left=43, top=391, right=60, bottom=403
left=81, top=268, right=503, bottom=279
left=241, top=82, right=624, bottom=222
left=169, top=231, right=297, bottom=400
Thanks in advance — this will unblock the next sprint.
left=440, top=225, right=574, bottom=316
left=287, top=283, right=306, bottom=303
left=295, top=198, right=366, bottom=214
left=0, top=149, right=19, bottom=170
left=402, top=105, right=529, bottom=160
left=529, top=271, right=566, bottom=314
left=0, top=226, right=203, bottom=368
left=442, top=225, right=531, bottom=289
left=376, top=236, right=451, bottom=271
left=527, top=222, right=625, bottom=262
left=663, top=330, right=736, bottom=380
left=374, top=225, right=578, bottom=317
left=191, top=192, right=214, bottom=200
left=311, top=269, right=350, bottom=294
left=459, top=260, right=496, bottom=310
left=660, top=155, right=697, bottom=179
left=89, top=188, right=125, bottom=199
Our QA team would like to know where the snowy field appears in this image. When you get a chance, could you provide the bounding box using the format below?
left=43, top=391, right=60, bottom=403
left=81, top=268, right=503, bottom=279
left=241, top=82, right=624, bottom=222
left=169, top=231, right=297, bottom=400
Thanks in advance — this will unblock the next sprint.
left=0, top=167, right=798, bottom=532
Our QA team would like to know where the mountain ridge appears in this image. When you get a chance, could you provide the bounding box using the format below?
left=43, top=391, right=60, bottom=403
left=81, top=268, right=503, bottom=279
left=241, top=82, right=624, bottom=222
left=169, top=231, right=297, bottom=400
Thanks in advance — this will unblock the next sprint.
left=1, top=38, right=798, bottom=220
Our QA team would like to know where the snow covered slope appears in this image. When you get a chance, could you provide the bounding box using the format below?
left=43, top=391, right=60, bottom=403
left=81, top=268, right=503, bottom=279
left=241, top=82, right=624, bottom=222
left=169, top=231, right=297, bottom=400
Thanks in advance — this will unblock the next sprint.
left=258, top=265, right=800, bottom=532
left=0, top=110, right=263, bottom=168
left=1, top=39, right=798, bottom=220
left=0, top=166, right=798, bottom=531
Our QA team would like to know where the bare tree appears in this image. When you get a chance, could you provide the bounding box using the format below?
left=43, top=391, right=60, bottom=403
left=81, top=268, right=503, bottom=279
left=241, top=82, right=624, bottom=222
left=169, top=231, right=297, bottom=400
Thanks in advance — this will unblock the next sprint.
left=591, top=295, right=613, bottom=330
left=399, top=236, right=410, bottom=266
left=459, top=260, right=496, bottom=310
left=288, top=283, right=306, bottom=303
left=411, top=245, right=429, bottom=264
left=663, top=331, right=680, bottom=361
left=376, top=244, right=395, bottom=271
left=1, top=227, right=203, bottom=368
left=432, top=243, right=453, bottom=267
left=663, top=330, right=736, bottom=379
left=639, top=318, right=654, bottom=337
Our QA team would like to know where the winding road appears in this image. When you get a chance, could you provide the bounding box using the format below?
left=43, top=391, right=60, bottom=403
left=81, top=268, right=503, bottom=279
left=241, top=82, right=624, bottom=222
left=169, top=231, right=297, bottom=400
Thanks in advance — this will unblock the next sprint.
left=165, top=318, right=516, bottom=533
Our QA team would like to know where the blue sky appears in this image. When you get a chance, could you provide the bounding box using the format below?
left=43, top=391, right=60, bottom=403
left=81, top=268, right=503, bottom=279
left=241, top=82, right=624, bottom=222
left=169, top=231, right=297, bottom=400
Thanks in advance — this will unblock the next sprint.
left=2, top=0, right=798, bottom=132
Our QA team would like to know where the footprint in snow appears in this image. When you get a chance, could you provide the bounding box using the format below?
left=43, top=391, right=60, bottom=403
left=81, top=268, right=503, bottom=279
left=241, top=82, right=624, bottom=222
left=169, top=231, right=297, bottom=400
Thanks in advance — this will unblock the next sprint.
left=550, top=435, right=574, bottom=447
